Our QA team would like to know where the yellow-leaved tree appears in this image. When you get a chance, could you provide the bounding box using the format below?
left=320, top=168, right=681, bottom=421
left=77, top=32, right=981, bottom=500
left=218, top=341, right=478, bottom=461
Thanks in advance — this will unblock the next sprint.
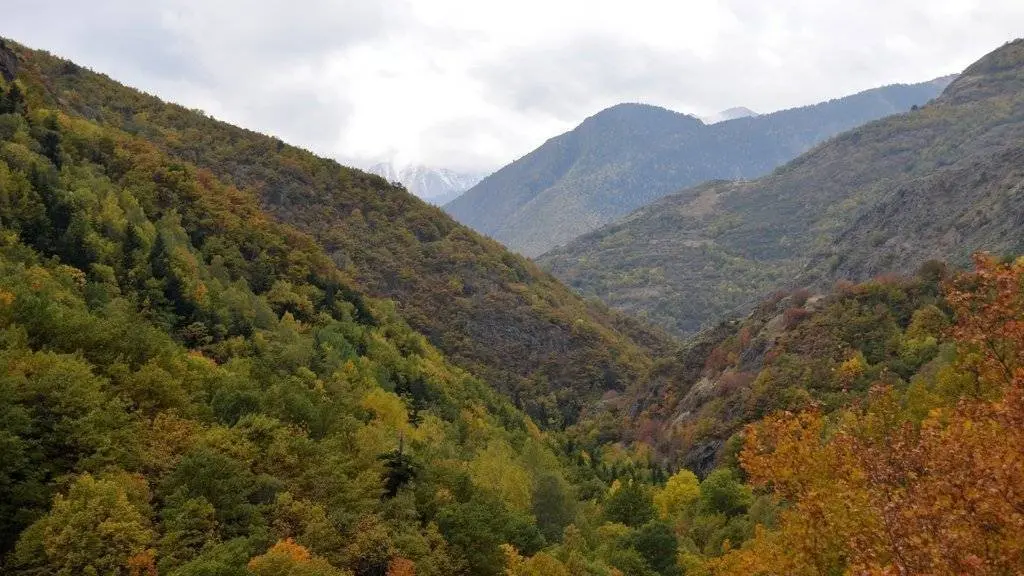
left=247, top=538, right=350, bottom=576
left=711, top=254, right=1024, bottom=575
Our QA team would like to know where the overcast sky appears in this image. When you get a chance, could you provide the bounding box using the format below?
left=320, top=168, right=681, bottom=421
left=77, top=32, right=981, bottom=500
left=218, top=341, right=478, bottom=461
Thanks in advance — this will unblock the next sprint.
left=5, top=1, right=1023, bottom=173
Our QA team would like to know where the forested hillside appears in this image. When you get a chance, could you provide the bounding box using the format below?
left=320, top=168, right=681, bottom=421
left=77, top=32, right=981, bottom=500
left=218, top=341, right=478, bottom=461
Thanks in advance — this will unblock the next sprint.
left=542, top=39, right=1024, bottom=335
left=0, top=38, right=678, bottom=429
left=447, top=78, right=950, bottom=256
left=567, top=253, right=1024, bottom=574
left=708, top=256, right=1024, bottom=574
left=0, top=52, right=718, bottom=576
left=2, top=34, right=1023, bottom=576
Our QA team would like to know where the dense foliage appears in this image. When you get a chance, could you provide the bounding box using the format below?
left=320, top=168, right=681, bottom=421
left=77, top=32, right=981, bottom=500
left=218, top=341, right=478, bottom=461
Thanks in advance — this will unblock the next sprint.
left=0, top=71, right=561, bottom=574
left=509, top=259, right=1024, bottom=575
left=541, top=39, right=1024, bottom=336
left=447, top=80, right=949, bottom=257
left=0, top=38, right=678, bottom=430
left=0, top=44, right=776, bottom=576
left=603, top=263, right=949, bottom=474
left=3, top=35, right=1023, bottom=576
left=708, top=254, right=1024, bottom=574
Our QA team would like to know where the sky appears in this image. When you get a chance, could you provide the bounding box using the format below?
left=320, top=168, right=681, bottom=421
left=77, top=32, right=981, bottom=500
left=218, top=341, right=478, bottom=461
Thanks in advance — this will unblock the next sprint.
left=4, top=1, right=1024, bottom=173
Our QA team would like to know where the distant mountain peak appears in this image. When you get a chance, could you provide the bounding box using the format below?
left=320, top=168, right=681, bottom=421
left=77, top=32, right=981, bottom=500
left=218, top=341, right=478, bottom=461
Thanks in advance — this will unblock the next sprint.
left=540, top=39, right=1024, bottom=336
left=447, top=77, right=949, bottom=257
left=368, top=162, right=485, bottom=206
left=587, top=102, right=703, bottom=125
left=702, top=106, right=759, bottom=124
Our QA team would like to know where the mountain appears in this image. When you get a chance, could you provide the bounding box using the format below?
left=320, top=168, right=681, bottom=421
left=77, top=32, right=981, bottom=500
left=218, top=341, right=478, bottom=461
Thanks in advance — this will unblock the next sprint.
left=446, top=78, right=953, bottom=256
left=619, top=260, right=1024, bottom=574
left=540, top=39, right=1024, bottom=336
left=0, top=38, right=682, bottom=431
left=701, top=106, right=758, bottom=124
left=368, top=162, right=483, bottom=205
left=0, top=36, right=689, bottom=575
left=3, top=34, right=1024, bottom=576
left=0, top=42, right=555, bottom=573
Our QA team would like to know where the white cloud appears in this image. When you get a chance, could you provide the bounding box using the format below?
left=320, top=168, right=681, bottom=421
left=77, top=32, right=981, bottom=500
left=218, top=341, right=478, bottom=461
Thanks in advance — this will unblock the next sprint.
left=3, top=0, right=1023, bottom=172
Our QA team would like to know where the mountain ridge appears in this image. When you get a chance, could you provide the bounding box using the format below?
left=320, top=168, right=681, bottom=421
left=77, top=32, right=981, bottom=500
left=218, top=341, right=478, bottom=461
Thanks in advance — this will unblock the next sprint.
left=447, top=76, right=954, bottom=256
left=0, top=37, right=680, bottom=428
left=540, top=39, right=1024, bottom=336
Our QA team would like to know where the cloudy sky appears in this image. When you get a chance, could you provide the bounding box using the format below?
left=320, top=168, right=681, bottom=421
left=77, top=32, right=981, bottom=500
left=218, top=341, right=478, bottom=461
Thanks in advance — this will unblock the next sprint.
left=5, top=1, right=1023, bottom=173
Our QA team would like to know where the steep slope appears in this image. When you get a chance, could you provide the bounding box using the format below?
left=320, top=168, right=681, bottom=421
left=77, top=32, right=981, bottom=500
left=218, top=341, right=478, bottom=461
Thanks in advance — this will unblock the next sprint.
left=541, top=39, right=1024, bottom=335
left=0, top=68, right=564, bottom=574
left=619, top=270, right=949, bottom=474
left=447, top=78, right=952, bottom=256
left=0, top=38, right=679, bottom=428
left=368, top=161, right=483, bottom=205
left=0, top=37, right=740, bottom=576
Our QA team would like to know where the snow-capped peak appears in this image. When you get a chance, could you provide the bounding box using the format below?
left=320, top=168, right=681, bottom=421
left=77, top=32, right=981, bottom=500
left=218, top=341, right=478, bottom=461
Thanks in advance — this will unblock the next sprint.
left=701, top=106, right=759, bottom=125
left=368, top=162, right=487, bottom=206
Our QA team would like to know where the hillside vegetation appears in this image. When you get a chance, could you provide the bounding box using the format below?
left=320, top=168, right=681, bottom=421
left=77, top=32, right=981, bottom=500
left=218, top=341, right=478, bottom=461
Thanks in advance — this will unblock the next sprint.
left=0, top=38, right=678, bottom=429
left=2, top=35, right=1024, bottom=576
left=542, top=39, right=1024, bottom=335
left=572, top=253, right=1024, bottom=574
left=0, top=65, right=564, bottom=575
left=447, top=78, right=950, bottom=256
left=0, top=47, right=747, bottom=576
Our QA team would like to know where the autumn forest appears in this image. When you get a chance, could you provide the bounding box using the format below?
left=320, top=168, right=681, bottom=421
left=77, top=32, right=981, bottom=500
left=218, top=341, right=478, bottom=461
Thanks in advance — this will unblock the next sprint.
left=0, top=30, right=1023, bottom=576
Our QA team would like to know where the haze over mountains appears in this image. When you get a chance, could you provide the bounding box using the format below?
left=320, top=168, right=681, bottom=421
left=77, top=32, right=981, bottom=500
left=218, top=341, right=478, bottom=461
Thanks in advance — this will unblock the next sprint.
left=368, top=162, right=484, bottom=206
left=447, top=77, right=953, bottom=256
left=541, top=39, right=1024, bottom=335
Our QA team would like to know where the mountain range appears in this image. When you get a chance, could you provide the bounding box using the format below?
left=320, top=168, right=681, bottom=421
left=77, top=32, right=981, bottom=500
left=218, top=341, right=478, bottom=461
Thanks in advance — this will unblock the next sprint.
left=367, top=162, right=484, bottom=205
left=447, top=77, right=954, bottom=256
left=0, top=38, right=682, bottom=430
left=2, top=31, right=1024, bottom=576
left=541, top=39, right=1024, bottom=335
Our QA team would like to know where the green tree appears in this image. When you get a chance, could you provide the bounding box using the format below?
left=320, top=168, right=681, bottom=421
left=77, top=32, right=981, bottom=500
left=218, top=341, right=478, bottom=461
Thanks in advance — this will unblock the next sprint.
left=162, top=446, right=260, bottom=536
left=698, top=470, right=751, bottom=517
left=532, top=474, right=575, bottom=542
left=157, top=494, right=219, bottom=572
left=654, top=470, right=700, bottom=521
left=437, top=493, right=544, bottom=576
left=604, top=481, right=656, bottom=527
left=632, top=521, right=680, bottom=576
left=12, top=473, right=154, bottom=575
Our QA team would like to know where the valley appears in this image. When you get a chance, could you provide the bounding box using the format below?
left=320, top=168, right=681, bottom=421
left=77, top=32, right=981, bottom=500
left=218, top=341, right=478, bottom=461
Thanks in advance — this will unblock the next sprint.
left=0, top=27, right=1022, bottom=576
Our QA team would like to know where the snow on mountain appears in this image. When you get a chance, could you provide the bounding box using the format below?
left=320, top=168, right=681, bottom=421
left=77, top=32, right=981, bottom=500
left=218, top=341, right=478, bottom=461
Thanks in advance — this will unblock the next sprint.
left=701, top=106, right=759, bottom=124
left=369, top=162, right=485, bottom=205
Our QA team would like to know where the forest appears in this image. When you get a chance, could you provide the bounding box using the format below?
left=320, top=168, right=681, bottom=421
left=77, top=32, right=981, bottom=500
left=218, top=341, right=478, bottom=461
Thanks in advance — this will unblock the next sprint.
left=0, top=37, right=1022, bottom=576
left=6, top=37, right=678, bottom=432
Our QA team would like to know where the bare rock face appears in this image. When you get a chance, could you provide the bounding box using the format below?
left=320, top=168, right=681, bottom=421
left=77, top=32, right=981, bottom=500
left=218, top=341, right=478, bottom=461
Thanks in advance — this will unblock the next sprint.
left=684, top=439, right=724, bottom=479
left=0, top=40, right=19, bottom=82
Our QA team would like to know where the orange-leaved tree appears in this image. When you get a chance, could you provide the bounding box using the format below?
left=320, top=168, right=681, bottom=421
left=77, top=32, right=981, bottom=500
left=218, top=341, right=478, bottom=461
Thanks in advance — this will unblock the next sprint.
left=247, top=538, right=350, bottom=576
left=710, top=254, right=1024, bottom=575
